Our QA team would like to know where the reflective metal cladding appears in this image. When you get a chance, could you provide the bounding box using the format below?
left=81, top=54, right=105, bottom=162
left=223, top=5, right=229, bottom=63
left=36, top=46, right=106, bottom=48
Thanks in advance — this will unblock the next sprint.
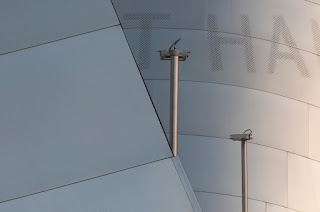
left=113, top=0, right=320, bottom=211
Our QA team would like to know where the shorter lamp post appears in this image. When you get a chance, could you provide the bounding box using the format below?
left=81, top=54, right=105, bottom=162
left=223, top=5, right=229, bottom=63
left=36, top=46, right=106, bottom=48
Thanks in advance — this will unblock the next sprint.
left=158, top=38, right=190, bottom=157
left=230, top=129, right=253, bottom=212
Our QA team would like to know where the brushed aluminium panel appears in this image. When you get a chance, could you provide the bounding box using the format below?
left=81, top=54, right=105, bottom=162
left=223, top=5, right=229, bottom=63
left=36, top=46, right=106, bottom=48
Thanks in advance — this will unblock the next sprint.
left=308, top=0, right=320, bottom=4
left=195, top=192, right=266, bottom=212
left=111, top=0, right=206, bottom=30
left=179, top=135, right=288, bottom=206
left=125, top=28, right=320, bottom=107
left=0, top=26, right=171, bottom=202
left=0, top=0, right=119, bottom=55
left=267, top=204, right=295, bottom=212
left=172, top=157, right=202, bottom=212
left=248, top=144, right=288, bottom=206
left=0, top=159, right=194, bottom=212
left=206, top=0, right=320, bottom=55
left=178, top=135, right=242, bottom=196
left=145, top=80, right=309, bottom=156
left=309, top=105, right=320, bottom=162
left=114, top=0, right=320, bottom=55
left=288, top=153, right=320, bottom=212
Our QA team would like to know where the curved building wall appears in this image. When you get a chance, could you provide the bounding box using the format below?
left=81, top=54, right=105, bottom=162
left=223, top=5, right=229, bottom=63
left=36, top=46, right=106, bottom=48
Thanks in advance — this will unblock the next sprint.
left=113, top=0, right=320, bottom=211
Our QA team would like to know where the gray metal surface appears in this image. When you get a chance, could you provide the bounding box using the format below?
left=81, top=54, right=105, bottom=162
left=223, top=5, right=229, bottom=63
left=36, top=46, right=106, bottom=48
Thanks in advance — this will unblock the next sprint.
left=0, top=0, right=119, bottom=54
left=178, top=135, right=241, bottom=195
left=124, top=28, right=320, bottom=107
left=111, top=0, right=206, bottom=30
left=0, top=26, right=172, bottom=202
left=159, top=39, right=190, bottom=156
left=288, top=153, right=320, bottom=212
left=309, top=105, right=320, bottom=162
left=0, top=0, right=317, bottom=211
left=145, top=80, right=308, bottom=157
left=248, top=144, right=288, bottom=206
left=195, top=192, right=266, bottom=212
left=113, top=0, right=320, bottom=56
left=178, top=135, right=288, bottom=207
left=169, top=55, right=179, bottom=156
left=0, top=159, right=194, bottom=212
left=111, top=0, right=320, bottom=211
left=267, top=204, right=295, bottom=212
left=172, top=157, right=202, bottom=212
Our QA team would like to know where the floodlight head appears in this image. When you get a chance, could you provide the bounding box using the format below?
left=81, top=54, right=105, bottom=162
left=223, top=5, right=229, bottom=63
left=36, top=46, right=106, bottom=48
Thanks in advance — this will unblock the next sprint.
left=230, top=129, right=253, bottom=141
left=158, top=38, right=190, bottom=61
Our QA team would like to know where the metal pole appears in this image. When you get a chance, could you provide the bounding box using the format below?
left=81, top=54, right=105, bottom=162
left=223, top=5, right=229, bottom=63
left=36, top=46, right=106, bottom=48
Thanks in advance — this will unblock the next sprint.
left=169, top=55, right=179, bottom=156
left=230, top=130, right=252, bottom=212
left=241, top=140, right=248, bottom=212
left=158, top=38, right=190, bottom=157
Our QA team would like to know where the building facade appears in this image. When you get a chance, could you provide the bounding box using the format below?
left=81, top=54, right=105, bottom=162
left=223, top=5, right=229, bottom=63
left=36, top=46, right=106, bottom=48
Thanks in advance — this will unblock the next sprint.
left=1, top=0, right=320, bottom=211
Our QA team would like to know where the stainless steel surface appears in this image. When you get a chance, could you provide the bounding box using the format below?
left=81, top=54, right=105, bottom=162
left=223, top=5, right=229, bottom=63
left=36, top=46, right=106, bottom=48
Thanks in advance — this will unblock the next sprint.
left=195, top=192, right=266, bottom=212
left=248, top=144, right=288, bottom=206
left=172, top=156, right=202, bottom=212
left=0, top=0, right=119, bottom=55
left=178, top=134, right=288, bottom=205
left=112, top=0, right=320, bottom=211
left=241, top=140, right=248, bottom=212
left=125, top=28, right=320, bottom=108
left=178, top=135, right=242, bottom=196
left=114, top=0, right=320, bottom=56
left=0, top=159, right=195, bottom=212
left=0, top=26, right=172, bottom=202
left=267, top=204, right=296, bottom=212
left=288, top=153, right=320, bottom=212
left=309, top=105, right=320, bottom=162
left=1, top=0, right=319, bottom=211
left=145, top=80, right=308, bottom=157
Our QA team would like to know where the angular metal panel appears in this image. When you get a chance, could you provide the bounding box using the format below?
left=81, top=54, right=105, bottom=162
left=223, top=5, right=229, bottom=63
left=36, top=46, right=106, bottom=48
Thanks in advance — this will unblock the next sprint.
left=0, top=0, right=119, bottom=54
left=146, top=80, right=309, bottom=156
left=195, top=192, right=266, bottom=212
left=309, top=105, right=320, bottom=161
left=288, top=153, right=320, bottom=212
left=172, top=157, right=202, bottom=212
left=0, top=26, right=171, bottom=202
left=0, top=159, right=194, bottom=212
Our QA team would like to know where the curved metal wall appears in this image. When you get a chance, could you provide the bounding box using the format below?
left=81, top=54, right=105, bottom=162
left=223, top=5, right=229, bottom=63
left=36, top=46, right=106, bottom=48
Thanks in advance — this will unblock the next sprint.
left=113, top=0, right=320, bottom=211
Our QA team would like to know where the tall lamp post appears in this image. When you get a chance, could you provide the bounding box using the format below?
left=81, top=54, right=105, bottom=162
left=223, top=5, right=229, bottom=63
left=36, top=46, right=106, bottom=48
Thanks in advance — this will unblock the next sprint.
left=158, top=38, right=190, bottom=156
left=230, top=129, right=253, bottom=212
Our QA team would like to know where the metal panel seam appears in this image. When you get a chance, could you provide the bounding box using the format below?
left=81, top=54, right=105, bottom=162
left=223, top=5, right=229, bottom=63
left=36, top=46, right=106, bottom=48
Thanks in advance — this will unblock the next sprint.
left=0, top=156, right=172, bottom=205
left=0, top=24, right=120, bottom=57
left=110, top=0, right=172, bottom=152
left=172, top=157, right=202, bottom=212
left=123, top=27, right=320, bottom=57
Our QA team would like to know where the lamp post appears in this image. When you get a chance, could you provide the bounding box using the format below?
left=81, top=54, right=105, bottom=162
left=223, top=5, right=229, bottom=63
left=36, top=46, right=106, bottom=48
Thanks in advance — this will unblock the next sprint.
left=158, top=38, right=190, bottom=156
left=230, top=129, right=253, bottom=212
